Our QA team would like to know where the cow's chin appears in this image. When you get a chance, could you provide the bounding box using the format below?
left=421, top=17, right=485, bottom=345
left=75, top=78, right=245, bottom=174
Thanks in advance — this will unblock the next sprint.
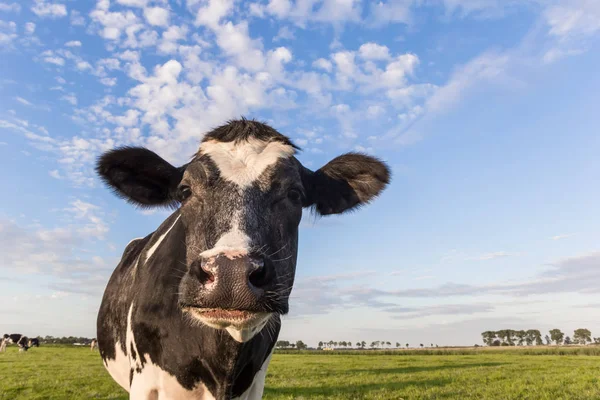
left=183, top=307, right=272, bottom=342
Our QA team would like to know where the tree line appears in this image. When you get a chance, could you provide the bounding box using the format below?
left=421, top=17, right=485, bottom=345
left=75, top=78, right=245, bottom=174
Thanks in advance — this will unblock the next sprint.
left=481, top=329, right=598, bottom=346
left=32, top=336, right=95, bottom=345
left=276, top=340, right=439, bottom=350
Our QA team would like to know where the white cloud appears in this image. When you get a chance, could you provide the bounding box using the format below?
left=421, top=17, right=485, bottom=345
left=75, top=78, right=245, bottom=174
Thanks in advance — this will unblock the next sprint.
left=366, top=104, right=385, bottom=118
left=0, top=19, right=16, bottom=46
left=31, top=0, right=67, bottom=18
left=70, top=10, right=85, bottom=26
left=551, top=233, right=575, bottom=241
left=116, top=0, right=148, bottom=7
left=65, top=40, right=82, bottom=47
left=90, top=2, right=138, bottom=41
left=15, top=97, right=33, bottom=106
left=49, top=169, right=62, bottom=179
left=0, top=3, right=20, bottom=12
left=61, top=93, right=78, bottom=106
left=544, top=1, right=600, bottom=39
left=358, top=42, right=391, bottom=60
left=368, top=1, right=412, bottom=26
left=24, top=22, right=35, bottom=34
left=273, top=26, right=295, bottom=42
left=144, top=6, right=170, bottom=27
left=100, top=77, right=117, bottom=86
left=312, top=58, right=332, bottom=72
left=194, top=0, right=234, bottom=29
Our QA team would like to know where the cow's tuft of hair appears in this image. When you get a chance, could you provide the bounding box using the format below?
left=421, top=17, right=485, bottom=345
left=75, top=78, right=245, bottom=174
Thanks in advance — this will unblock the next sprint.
left=201, top=118, right=300, bottom=151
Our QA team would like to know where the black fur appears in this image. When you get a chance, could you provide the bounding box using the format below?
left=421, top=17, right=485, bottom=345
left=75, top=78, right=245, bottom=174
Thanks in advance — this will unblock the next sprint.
left=302, top=152, right=391, bottom=215
left=95, top=147, right=185, bottom=209
left=202, top=118, right=300, bottom=150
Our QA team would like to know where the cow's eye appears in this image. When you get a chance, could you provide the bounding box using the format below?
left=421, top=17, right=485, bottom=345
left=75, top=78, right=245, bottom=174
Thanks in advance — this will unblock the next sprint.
left=287, top=189, right=302, bottom=203
left=177, top=185, right=192, bottom=202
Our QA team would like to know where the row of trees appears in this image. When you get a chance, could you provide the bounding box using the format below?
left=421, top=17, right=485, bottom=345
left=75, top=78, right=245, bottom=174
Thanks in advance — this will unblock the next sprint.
left=482, top=329, right=597, bottom=346
left=36, top=336, right=95, bottom=344
left=275, top=340, right=308, bottom=350
left=317, top=341, right=437, bottom=349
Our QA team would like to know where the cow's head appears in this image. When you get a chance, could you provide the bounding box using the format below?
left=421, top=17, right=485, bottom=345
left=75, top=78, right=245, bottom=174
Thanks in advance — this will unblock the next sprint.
left=96, top=120, right=390, bottom=342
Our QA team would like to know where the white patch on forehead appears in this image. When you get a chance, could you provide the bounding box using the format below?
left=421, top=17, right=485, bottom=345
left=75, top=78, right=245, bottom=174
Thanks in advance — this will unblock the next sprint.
left=145, top=215, right=181, bottom=263
left=200, top=212, right=250, bottom=259
left=200, top=138, right=295, bottom=188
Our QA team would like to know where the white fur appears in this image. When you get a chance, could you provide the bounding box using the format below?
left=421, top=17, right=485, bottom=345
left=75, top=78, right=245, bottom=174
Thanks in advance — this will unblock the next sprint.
left=145, top=215, right=181, bottom=263
left=130, top=357, right=216, bottom=400
left=232, top=349, right=274, bottom=400
left=126, top=302, right=215, bottom=399
left=104, top=340, right=131, bottom=392
left=200, top=138, right=295, bottom=188
left=200, top=212, right=250, bottom=260
left=225, top=316, right=271, bottom=343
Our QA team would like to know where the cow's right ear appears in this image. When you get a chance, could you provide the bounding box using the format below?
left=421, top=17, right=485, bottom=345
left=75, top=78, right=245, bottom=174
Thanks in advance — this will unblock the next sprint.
left=96, top=147, right=185, bottom=208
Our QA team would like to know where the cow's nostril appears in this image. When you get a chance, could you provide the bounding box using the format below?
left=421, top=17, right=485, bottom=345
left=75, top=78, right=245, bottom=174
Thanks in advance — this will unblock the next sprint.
left=248, top=259, right=269, bottom=288
left=191, top=259, right=214, bottom=285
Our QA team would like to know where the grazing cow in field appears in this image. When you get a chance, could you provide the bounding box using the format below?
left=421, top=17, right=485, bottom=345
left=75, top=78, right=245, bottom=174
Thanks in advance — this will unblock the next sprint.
left=96, top=119, right=390, bottom=399
left=28, top=338, right=40, bottom=347
left=6, top=334, right=30, bottom=351
left=91, top=339, right=97, bottom=351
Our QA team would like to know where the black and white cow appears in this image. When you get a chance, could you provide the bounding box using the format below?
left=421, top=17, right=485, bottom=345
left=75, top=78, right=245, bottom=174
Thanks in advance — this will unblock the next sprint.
left=96, top=119, right=390, bottom=399
left=4, top=334, right=29, bottom=351
left=28, top=338, right=40, bottom=347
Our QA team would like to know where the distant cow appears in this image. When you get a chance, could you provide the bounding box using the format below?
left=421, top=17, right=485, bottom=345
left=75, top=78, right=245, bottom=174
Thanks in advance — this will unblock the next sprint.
left=96, top=119, right=390, bottom=399
left=91, top=339, right=97, bottom=351
left=28, top=338, right=40, bottom=348
left=6, top=334, right=29, bottom=351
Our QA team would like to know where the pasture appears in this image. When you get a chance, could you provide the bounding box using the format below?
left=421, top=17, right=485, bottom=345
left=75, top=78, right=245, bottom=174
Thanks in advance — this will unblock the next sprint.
left=1, top=346, right=600, bottom=399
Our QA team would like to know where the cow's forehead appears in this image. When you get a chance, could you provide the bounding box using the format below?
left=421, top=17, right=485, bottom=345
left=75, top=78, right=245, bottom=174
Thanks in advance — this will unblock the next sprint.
left=198, top=138, right=296, bottom=188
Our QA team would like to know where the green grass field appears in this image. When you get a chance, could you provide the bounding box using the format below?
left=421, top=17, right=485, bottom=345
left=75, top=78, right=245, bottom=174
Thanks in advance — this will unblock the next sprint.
left=2, top=346, right=600, bottom=399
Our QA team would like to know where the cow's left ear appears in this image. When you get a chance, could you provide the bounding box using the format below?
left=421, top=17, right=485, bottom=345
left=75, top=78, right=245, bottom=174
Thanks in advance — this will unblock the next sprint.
left=96, top=146, right=186, bottom=208
left=301, top=153, right=391, bottom=215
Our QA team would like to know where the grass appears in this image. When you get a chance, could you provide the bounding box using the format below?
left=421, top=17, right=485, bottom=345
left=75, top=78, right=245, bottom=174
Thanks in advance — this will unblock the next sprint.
left=1, top=346, right=600, bottom=399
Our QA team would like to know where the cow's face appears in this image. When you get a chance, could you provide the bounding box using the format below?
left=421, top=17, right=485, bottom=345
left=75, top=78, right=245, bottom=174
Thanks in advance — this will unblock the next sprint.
left=97, top=120, right=390, bottom=342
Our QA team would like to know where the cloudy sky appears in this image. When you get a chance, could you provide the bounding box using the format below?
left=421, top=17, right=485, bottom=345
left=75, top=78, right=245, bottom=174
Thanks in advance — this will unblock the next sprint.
left=1, top=0, right=599, bottom=347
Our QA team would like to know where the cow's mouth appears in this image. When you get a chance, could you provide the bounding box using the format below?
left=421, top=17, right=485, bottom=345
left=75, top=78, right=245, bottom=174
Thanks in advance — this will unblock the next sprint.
left=183, top=306, right=270, bottom=328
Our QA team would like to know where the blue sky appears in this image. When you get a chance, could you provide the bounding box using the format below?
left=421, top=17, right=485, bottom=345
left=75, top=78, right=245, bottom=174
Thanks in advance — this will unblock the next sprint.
left=1, top=0, right=599, bottom=347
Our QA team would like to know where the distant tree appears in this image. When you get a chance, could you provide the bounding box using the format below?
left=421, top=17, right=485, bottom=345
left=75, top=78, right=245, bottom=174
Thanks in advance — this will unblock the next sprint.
left=549, top=329, right=564, bottom=345
left=420, top=344, right=424, bottom=348
left=370, top=342, right=376, bottom=348
left=492, top=339, right=501, bottom=346
left=430, top=343, right=433, bottom=348
left=516, top=330, right=527, bottom=346
left=396, top=342, right=400, bottom=348
left=526, top=330, right=543, bottom=346
left=593, top=338, right=600, bottom=345
left=361, top=341, right=366, bottom=349
left=481, top=331, right=497, bottom=346
left=356, top=342, right=361, bottom=348
left=564, top=336, right=572, bottom=345
left=318, top=341, right=324, bottom=348
left=296, top=341, right=307, bottom=350
left=290, top=343, right=295, bottom=349
left=406, top=343, right=409, bottom=348
left=386, top=341, right=391, bottom=348
left=544, top=335, right=551, bottom=345
left=573, top=329, right=592, bottom=345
